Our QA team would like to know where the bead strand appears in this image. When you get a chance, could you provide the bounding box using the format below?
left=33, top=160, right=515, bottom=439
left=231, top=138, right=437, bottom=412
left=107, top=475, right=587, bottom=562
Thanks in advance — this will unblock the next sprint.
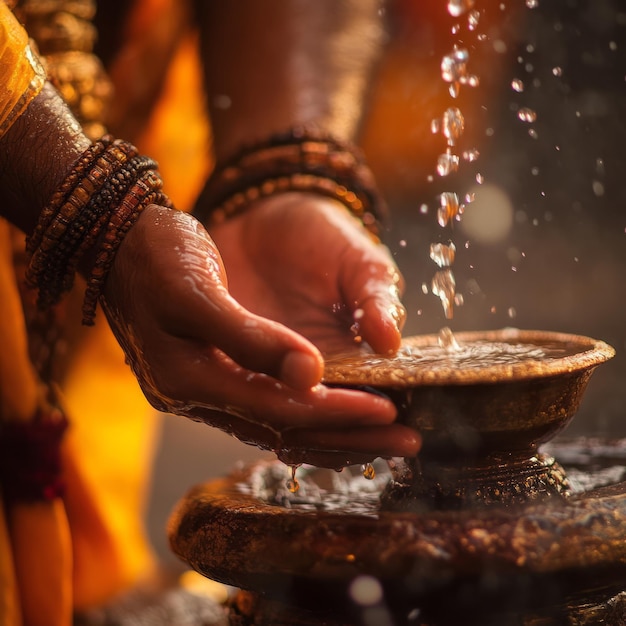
left=26, top=138, right=175, bottom=323
left=194, top=125, right=386, bottom=238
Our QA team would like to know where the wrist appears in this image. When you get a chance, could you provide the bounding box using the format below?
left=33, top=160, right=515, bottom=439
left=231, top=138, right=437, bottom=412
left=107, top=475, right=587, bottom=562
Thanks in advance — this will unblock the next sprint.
left=193, top=124, right=387, bottom=240
left=24, top=136, right=174, bottom=325
left=0, top=83, right=90, bottom=235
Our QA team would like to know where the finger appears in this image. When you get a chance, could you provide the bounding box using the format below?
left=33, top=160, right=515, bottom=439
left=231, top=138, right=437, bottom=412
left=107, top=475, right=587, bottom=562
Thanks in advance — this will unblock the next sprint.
left=141, top=208, right=323, bottom=390
left=159, top=257, right=324, bottom=391
left=357, top=294, right=406, bottom=355
left=180, top=408, right=420, bottom=470
left=339, top=249, right=407, bottom=355
left=277, top=424, right=422, bottom=468
left=156, top=344, right=397, bottom=430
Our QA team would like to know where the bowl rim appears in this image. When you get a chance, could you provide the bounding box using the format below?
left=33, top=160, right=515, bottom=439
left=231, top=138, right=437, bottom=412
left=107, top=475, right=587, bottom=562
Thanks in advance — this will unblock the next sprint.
left=322, top=327, right=616, bottom=387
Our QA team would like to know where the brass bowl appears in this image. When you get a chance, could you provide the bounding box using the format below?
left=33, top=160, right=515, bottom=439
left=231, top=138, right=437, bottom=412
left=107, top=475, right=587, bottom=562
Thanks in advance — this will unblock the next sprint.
left=323, top=328, right=615, bottom=508
left=168, top=329, right=623, bottom=624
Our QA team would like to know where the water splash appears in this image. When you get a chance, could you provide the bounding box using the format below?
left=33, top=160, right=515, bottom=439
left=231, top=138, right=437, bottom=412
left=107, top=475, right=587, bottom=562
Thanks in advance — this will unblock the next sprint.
left=518, top=107, right=537, bottom=123
left=447, top=0, right=475, bottom=17
left=362, top=463, right=376, bottom=480
left=511, top=78, right=525, bottom=92
left=430, top=242, right=457, bottom=267
left=442, top=107, right=465, bottom=145
left=432, top=269, right=457, bottom=319
left=441, top=47, right=479, bottom=98
left=287, top=465, right=300, bottom=493
left=438, top=192, right=463, bottom=227
left=437, top=151, right=460, bottom=176
left=438, top=326, right=461, bottom=351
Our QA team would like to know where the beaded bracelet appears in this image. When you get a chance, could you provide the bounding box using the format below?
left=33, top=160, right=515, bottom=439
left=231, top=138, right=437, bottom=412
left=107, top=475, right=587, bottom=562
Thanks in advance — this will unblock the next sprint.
left=193, top=125, right=387, bottom=239
left=25, top=137, right=174, bottom=324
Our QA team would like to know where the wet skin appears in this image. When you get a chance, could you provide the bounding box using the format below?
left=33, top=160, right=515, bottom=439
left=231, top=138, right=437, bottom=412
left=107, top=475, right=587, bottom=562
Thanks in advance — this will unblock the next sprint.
left=103, top=203, right=421, bottom=469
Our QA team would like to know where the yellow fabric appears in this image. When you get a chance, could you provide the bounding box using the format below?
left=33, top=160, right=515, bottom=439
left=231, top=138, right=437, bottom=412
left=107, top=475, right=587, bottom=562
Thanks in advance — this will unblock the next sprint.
left=0, top=495, right=20, bottom=626
left=61, top=320, right=159, bottom=610
left=0, top=1, right=45, bottom=138
left=9, top=500, right=72, bottom=626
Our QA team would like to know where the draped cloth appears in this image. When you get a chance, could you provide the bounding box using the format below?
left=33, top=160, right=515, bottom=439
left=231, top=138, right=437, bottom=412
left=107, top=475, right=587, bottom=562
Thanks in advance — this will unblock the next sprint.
left=0, top=1, right=44, bottom=137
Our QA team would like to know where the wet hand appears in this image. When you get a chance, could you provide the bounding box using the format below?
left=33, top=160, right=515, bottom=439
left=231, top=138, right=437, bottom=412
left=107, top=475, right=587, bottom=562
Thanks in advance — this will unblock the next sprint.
left=101, top=205, right=420, bottom=467
left=205, top=192, right=407, bottom=356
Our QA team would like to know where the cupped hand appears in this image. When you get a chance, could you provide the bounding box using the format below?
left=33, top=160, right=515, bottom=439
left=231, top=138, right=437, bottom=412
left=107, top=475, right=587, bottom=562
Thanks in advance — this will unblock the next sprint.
left=205, top=192, right=407, bottom=356
left=100, top=205, right=420, bottom=468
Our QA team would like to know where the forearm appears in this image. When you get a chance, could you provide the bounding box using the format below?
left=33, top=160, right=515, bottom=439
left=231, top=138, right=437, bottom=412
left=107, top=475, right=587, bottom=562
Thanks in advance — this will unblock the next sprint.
left=0, top=82, right=90, bottom=236
left=195, top=0, right=387, bottom=162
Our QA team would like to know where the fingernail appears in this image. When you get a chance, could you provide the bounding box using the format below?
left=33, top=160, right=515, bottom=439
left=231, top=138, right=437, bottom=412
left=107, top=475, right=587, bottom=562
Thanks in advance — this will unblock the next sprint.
left=280, top=351, right=323, bottom=390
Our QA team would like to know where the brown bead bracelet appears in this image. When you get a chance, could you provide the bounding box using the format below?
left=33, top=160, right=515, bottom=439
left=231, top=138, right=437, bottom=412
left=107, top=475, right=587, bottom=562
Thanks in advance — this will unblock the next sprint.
left=193, top=125, right=387, bottom=239
left=25, top=137, right=174, bottom=324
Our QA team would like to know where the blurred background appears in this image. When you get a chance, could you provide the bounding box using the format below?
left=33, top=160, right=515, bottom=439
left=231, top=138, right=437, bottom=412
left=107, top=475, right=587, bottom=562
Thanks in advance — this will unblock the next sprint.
left=145, top=0, right=626, bottom=567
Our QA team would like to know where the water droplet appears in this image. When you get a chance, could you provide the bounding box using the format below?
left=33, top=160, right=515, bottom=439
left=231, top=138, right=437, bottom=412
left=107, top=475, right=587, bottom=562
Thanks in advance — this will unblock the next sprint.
left=476, top=173, right=485, bottom=184
left=449, top=82, right=461, bottom=98
left=463, top=148, right=480, bottom=162
left=421, top=282, right=429, bottom=295
left=438, top=192, right=461, bottom=227
left=441, top=47, right=469, bottom=83
left=438, top=326, right=460, bottom=351
left=362, top=463, right=376, bottom=480
left=437, top=151, right=460, bottom=176
left=399, top=239, right=407, bottom=248
left=552, top=66, right=562, bottom=77
left=468, top=9, right=480, bottom=30
left=432, top=269, right=456, bottom=319
left=518, top=107, right=537, bottom=123
left=528, top=128, right=539, bottom=139
left=287, top=466, right=300, bottom=493
left=430, top=241, right=457, bottom=267
left=465, top=192, right=476, bottom=203
left=511, top=78, right=525, bottom=92
left=442, top=107, right=465, bottom=144
left=609, top=41, right=618, bottom=52
left=447, top=0, right=475, bottom=17
left=431, top=118, right=441, bottom=134
left=508, top=307, right=517, bottom=318
left=526, top=0, right=538, bottom=7
left=531, top=166, right=539, bottom=175
left=420, top=203, right=429, bottom=214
